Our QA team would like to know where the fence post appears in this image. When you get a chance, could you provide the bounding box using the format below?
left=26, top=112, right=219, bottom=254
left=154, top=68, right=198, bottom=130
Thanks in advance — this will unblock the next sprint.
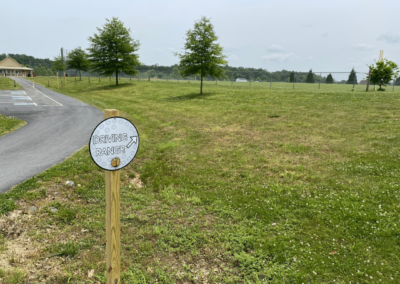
left=293, top=73, right=295, bottom=89
left=353, top=74, right=355, bottom=90
left=14, top=80, right=16, bottom=88
left=319, top=73, right=321, bottom=90
left=57, top=73, right=59, bottom=89
left=366, top=68, right=372, bottom=91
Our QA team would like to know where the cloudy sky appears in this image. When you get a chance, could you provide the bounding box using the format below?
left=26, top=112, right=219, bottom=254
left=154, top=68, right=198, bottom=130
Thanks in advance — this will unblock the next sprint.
left=2, top=0, right=399, bottom=77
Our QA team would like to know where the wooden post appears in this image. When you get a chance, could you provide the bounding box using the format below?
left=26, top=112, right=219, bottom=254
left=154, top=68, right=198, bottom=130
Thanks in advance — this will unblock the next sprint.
left=104, top=110, right=121, bottom=284
left=14, top=80, right=16, bottom=87
left=366, top=68, right=372, bottom=91
left=57, top=73, right=59, bottom=89
left=64, top=72, right=66, bottom=87
left=32, top=80, right=34, bottom=88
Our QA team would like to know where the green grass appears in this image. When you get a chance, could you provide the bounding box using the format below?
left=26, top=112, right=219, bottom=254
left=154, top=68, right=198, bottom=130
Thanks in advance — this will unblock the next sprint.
left=0, top=77, right=21, bottom=90
left=1, top=75, right=400, bottom=283
left=0, top=114, right=26, bottom=137
left=0, top=78, right=25, bottom=137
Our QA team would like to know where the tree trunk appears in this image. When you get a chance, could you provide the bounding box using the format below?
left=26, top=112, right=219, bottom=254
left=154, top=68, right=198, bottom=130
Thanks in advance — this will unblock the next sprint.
left=200, top=73, right=203, bottom=95
left=116, top=71, right=119, bottom=86
left=79, top=70, right=81, bottom=81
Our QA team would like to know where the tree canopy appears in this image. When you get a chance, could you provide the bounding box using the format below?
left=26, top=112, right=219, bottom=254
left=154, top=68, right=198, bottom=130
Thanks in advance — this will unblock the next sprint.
left=175, top=16, right=227, bottom=94
left=367, top=59, right=399, bottom=91
left=66, top=47, right=91, bottom=81
left=347, top=68, right=358, bottom=84
left=52, top=55, right=66, bottom=72
left=87, top=17, right=141, bottom=86
left=326, top=73, right=334, bottom=84
left=305, top=69, right=314, bottom=83
left=289, top=71, right=295, bottom=82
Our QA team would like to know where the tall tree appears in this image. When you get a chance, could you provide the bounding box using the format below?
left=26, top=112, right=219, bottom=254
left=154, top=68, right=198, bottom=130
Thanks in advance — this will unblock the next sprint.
left=367, top=59, right=399, bottom=91
left=66, top=47, right=91, bottom=81
left=326, top=73, right=334, bottom=84
left=289, top=71, right=295, bottom=82
left=347, top=68, right=358, bottom=84
left=52, top=55, right=66, bottom=73
left=87, top=17, right=140, bottom=86
left=305, top=69, right=314, bottom=83
left=175, top=16, right=227, bottom=94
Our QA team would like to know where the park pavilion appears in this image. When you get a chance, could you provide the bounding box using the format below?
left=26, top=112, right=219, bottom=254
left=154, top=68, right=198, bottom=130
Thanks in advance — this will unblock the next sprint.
left=0, top=56, right=35, bottom=77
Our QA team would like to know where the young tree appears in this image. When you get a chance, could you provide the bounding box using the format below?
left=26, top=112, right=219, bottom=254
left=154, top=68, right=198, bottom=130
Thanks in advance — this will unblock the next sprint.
left=347, top=68, right=358, bottom=84
left=87, top=17, right=140, bottom=86
left=66, top=47, right=90, bottom=81
left=367, top=59, right=399, bottom=91
left=52, top=55, right=66, bottom=74
left=175, top=16, right=227, bottom=94
left=305, top=69, right=314, bottom=83
left=289, top=71, right=295, bottom=82
left=326, top=73, right=334, bottom=84
left=148, top=69, right=157, bottom=79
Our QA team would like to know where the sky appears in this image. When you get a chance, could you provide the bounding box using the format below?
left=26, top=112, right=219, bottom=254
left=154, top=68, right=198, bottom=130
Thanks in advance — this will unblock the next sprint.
left=2, top=0, right=399, bottom=80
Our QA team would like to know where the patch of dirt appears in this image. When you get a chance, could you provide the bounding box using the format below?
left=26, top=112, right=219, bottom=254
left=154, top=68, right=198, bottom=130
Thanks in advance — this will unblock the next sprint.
left=129, top=171, right=143, bottom=188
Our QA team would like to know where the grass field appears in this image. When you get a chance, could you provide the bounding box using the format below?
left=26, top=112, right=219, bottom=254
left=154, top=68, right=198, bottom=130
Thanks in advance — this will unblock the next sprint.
left=0, top=77, right=21, bottom=90
left=0, top=114, right=26, bottom=137
left=0, top=78, right=26, bottom=137
left=0, top=76, right=400, bottom=283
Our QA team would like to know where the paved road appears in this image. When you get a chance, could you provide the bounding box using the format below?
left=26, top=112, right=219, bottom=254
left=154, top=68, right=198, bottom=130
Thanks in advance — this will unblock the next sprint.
left=0, top=77, right=103, bottom=193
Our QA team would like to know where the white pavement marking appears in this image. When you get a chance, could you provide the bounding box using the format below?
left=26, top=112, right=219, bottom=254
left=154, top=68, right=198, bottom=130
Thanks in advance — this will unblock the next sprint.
left=12, top=77, right=63, bottom=106
left=13, top=103, right=37, bottom=106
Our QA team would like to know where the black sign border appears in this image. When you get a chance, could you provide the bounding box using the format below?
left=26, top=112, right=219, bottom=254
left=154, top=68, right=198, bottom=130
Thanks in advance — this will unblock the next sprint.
left=88, top=116, right=140, bottom=171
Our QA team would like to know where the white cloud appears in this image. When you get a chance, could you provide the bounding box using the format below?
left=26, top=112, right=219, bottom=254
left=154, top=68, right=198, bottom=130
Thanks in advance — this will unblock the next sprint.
left=377, top=33, right=400, bottom=44
left=262, top=53, right=299, bottom=62
left=227, top=54, right=239, bottom=61
left=353, top=44, right=373, bottom=51
left=267, top=44, right=283, bottom=52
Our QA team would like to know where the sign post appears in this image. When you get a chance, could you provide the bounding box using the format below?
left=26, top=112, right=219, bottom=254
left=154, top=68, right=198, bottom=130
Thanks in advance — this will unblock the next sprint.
left=89, top=109, right=140, bottom=284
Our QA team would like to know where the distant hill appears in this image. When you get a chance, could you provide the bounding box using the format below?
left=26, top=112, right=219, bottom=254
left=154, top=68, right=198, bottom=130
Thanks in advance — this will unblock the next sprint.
left=0, top=53, right=53, bottom=69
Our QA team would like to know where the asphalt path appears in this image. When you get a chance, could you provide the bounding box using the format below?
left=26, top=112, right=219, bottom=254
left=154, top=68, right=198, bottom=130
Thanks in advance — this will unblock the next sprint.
left=0, top=77, right=103, bottom=193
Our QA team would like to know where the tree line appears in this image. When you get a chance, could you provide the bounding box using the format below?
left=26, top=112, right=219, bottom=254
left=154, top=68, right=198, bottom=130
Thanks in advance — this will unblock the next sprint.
left=2, top=16, right=398, bottom=92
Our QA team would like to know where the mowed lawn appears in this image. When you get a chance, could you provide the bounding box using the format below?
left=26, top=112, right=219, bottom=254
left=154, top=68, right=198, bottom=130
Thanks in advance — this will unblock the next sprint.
left=0, top=78, right=25, bottom=137
left=1, top=76, right=400, bottom=283
left=0, top=76, right=21, bottom=90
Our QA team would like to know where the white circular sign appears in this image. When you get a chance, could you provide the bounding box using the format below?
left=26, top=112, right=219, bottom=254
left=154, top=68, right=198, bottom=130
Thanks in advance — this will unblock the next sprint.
left=89, top=117, right=139, bottom=171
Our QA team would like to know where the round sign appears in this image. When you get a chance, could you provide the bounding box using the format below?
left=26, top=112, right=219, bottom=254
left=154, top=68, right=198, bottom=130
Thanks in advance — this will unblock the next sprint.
left=89, top=117, right=139, bottom=171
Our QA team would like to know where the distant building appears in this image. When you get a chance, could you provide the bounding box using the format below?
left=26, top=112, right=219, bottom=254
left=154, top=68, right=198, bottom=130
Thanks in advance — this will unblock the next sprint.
left=359, top=80, right=368, bottom=85
left=236, top=78, right=247, bottom=82
left=0, top=57, right=35, bottom=77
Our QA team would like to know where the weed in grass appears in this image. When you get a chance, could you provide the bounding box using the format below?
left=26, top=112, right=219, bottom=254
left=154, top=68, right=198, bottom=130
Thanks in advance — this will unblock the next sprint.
left=0, top=234, right=6, bottom=253
left=50, top=241, right=79, bottom=258
left=1, top=269, right=25, bottom=284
